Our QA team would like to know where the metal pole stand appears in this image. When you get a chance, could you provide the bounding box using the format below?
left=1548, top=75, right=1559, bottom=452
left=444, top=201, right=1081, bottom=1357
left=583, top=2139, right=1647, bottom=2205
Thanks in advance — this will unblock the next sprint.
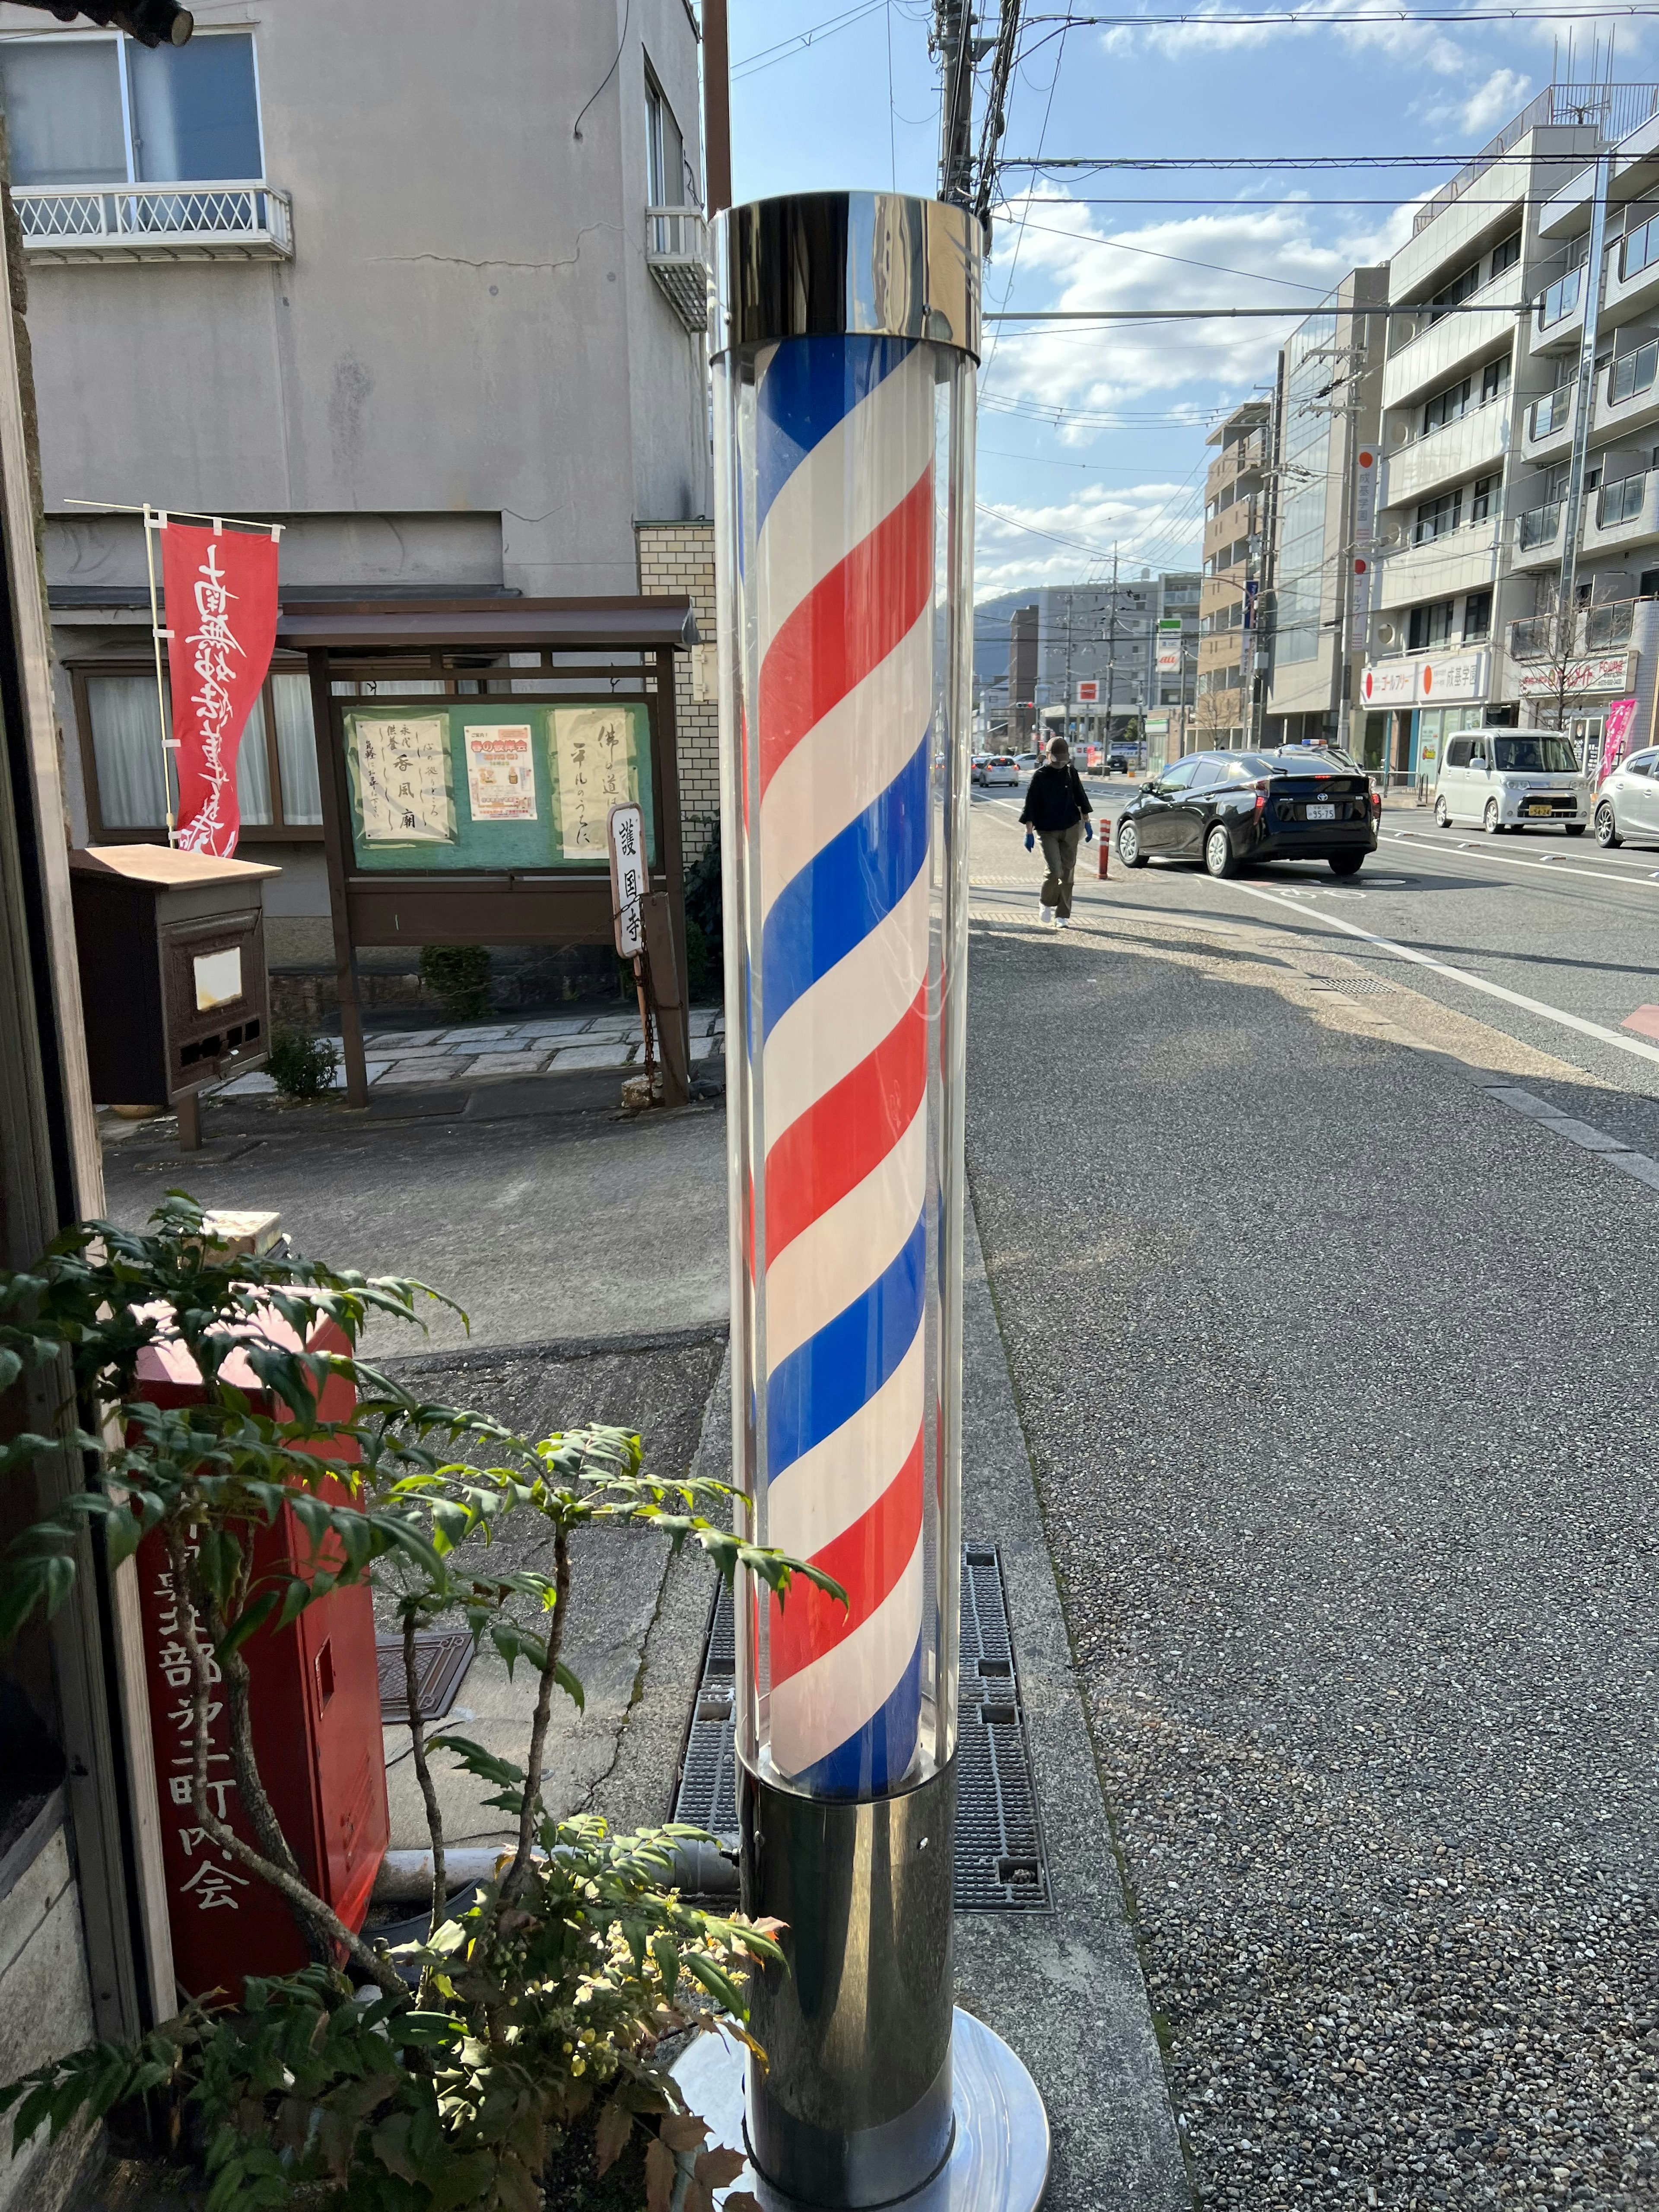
left=700, top=191, right=1049, bottom=2212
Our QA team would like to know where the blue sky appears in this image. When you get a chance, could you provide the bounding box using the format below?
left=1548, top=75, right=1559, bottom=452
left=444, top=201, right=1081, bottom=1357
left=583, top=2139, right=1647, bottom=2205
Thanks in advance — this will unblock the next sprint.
left=727, top=1, right=1646, bottom=596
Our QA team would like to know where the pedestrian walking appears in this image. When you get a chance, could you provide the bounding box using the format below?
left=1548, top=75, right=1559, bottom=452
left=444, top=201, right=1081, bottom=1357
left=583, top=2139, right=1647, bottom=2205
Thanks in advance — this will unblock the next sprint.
left=1020, top=736, right=1094, bottom=929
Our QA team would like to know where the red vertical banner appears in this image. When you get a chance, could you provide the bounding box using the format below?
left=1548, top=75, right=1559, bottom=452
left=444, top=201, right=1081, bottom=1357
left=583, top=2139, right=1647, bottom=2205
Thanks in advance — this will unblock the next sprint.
left=159, top=520, right=280, bottom=857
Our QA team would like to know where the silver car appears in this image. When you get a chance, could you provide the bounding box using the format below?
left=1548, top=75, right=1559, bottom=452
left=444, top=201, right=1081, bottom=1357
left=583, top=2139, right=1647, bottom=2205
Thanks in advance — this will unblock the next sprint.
left=1595, top=746, right=1659, bottom=848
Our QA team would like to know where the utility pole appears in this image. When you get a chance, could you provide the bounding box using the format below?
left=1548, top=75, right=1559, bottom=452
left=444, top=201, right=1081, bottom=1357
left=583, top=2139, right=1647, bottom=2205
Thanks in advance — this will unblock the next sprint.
left=703, top=0, right=731, bottom=214
left=937, top=0, right=975, bottom=207
left=1109, top=555, right=1122, bottom=747
left=1556, top=141, right=1612, bottom=685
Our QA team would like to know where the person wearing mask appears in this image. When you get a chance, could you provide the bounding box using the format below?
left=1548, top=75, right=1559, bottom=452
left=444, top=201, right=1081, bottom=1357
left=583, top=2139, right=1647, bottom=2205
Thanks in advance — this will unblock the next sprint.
left=1020, top=735, right=1093, bottom=929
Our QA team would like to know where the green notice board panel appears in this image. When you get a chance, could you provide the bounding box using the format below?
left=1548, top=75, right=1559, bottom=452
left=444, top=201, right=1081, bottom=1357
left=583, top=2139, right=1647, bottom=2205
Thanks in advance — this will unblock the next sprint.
left=343, top=701, right=657, bottom=874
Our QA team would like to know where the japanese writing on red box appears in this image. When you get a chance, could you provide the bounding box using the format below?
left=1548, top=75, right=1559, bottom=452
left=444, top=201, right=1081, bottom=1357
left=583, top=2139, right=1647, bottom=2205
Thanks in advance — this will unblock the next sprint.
left=151, top=1555, right=248, bottom=1912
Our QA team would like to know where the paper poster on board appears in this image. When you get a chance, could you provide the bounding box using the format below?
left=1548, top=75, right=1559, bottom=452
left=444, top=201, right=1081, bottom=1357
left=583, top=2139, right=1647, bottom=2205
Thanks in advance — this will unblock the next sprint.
left=464, top=724, right=537, bottom=821
left=552, top=705, right=639, bottom=860
left=347, top=714, right=456, bottom=844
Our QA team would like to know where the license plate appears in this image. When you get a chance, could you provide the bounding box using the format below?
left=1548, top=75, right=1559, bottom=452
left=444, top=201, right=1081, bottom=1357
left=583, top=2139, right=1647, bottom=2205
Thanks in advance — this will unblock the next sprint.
left=1306, top=803, right=1336, bottom=821
left=1526, top=803, right=1553, bottom=817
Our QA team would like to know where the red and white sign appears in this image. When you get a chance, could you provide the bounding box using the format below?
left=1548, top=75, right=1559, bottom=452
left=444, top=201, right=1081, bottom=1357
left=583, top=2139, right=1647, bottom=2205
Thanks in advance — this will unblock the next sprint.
left=1518, top=653, right=1636, bottom=699
left=1076, top=678, right=1101, bottom=705
left=159, top=520, right=280, bottom=858
left=1360, top=660, right=1415, bottom=706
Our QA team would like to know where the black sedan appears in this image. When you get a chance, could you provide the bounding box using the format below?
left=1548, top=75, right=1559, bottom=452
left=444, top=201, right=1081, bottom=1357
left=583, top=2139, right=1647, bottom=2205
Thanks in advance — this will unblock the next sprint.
left=1114, top=748, right=1379, bottom=878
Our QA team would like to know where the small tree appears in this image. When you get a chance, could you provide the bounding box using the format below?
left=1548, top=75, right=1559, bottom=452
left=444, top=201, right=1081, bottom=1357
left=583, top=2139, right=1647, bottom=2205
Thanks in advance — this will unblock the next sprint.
left=0, top=1196, right=840, bottom=2210
left=1518, top=599, right=1600, bottom=735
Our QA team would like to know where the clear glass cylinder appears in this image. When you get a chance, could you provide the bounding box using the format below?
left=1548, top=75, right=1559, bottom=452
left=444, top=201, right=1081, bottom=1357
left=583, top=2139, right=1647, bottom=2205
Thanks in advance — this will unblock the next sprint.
left=715, top=322, right=976, bottom=1803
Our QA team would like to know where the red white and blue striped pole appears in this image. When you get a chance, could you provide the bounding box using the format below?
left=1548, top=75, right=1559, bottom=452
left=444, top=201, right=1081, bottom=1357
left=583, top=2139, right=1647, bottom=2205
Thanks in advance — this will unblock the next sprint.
left=704, top=194, right=1046, bottom=2212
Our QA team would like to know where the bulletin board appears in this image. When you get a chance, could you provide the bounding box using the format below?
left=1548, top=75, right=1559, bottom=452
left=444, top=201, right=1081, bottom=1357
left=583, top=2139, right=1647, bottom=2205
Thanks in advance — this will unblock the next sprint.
left=342, top=701, right=657, bottom=874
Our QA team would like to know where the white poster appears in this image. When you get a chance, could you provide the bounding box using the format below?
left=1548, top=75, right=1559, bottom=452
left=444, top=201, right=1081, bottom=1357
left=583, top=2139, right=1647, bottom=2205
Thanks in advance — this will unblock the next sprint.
left=608, top=801, right=648, bottom=957
left=349, top=715, right=455, bottom=844
left=464, top=723, right=537, bottom=821
left=553, top=706, right=639, bottom=861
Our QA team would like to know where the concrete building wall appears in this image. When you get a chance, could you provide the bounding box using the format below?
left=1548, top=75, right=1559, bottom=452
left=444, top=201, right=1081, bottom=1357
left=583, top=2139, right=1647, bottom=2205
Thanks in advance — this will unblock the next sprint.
left=0, top=1812, right=97, bottom=2212
left=5, top=0, right=710, bottom=594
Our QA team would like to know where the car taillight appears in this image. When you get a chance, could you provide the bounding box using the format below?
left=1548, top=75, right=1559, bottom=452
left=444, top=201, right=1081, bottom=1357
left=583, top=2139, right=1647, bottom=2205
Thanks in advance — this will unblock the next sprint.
left=1370, top=789, right=1382, bottom=816
left=1254, top=783, right=1268, bottom=812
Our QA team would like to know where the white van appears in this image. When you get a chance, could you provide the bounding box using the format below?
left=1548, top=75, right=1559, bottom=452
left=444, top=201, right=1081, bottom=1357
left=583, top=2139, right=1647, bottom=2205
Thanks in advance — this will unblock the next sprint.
left=1433, top=730, right=1589, bottom=834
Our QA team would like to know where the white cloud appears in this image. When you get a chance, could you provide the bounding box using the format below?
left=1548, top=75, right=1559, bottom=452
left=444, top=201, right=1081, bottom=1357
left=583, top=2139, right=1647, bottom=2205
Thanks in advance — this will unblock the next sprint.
left=975, top=479, right=1206, bottom=596
left=1415, top=64, right=1532, bottom=136
left=981, top=191, right=1388, bottom=429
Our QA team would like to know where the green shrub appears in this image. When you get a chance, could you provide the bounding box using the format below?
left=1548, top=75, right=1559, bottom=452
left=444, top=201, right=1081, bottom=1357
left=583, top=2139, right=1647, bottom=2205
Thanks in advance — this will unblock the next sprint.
left=683, top=917, right=710, bottom=999
left=683, top=830, right=721, bottom=981
left=264, top=1023, right=339, bottom=1103
left=419, top=944, right=493, bottom=1022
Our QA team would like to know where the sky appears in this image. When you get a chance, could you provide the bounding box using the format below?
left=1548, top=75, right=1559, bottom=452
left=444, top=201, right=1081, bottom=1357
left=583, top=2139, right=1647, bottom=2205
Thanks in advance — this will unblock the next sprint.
left=726, top=0, right=1649, bottom=599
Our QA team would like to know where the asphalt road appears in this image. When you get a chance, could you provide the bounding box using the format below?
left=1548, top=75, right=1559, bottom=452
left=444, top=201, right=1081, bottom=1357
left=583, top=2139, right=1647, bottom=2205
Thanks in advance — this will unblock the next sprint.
left=965, top=777, right=1658, bottom=2209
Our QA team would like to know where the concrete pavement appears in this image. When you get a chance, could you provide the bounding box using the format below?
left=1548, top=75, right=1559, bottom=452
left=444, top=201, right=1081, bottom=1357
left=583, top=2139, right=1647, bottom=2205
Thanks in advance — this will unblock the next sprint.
left=966, top=785, right=1659, bottom=2210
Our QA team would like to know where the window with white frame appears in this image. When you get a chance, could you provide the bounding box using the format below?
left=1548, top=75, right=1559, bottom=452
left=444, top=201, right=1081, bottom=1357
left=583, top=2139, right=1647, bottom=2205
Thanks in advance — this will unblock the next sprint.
left=644, top=64, right=683, bottom=210
left=75, top=667, right=320, bottom=840
left=0, top=30, right=264, bottom=187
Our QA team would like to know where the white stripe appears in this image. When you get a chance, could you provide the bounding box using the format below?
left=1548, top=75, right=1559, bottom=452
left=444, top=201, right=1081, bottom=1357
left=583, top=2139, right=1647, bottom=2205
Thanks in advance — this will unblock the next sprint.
left=764, top=1100, right=926, bottom=1367
left=765, top=1325, right=926, bottom=1564
left=769, top=1530, right=924, bottom=1779
left=1209, top=877, right=1659, bottom=1070
left=762, top=865, right=931, bottom=1144
left=756, top=343, right=935, bottom=662
left=758, top=605, right=933, bottom=922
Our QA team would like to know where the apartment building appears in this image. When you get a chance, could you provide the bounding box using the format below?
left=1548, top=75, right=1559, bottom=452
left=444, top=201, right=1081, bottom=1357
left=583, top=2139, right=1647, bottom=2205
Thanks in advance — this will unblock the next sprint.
left=1361, top=81, right=1659, bottom=781
left=0, top=0, right=711, bottom=961
left=1197, top=400, right=1270, bottom=745
left=1261, top=268, right=1388, bottom=750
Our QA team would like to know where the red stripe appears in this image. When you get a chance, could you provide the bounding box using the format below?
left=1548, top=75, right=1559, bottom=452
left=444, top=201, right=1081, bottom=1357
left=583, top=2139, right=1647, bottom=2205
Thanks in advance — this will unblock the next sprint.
left=769, top=1426, right=925, bottom=1685
left=757, top=469, right=934, bottom=800
left=764, top=984, right=927, bottom=1265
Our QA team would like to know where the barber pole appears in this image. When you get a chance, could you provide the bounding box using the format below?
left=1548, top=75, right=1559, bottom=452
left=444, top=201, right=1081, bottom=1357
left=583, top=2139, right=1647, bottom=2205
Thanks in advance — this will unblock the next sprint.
left=704, top=191, right=1048, bottom=2212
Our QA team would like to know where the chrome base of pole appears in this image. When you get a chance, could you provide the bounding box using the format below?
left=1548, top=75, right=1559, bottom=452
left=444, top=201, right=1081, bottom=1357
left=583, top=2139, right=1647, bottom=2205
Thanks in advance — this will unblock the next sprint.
left=673, top=2006, right=1049, bottom=2212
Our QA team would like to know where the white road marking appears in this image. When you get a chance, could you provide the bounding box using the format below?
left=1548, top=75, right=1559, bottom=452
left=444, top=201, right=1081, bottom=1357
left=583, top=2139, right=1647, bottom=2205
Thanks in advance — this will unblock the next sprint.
left=1207, top=877, right=1659, bottom=1071
left=1385, top=830, right=1659, bottom=892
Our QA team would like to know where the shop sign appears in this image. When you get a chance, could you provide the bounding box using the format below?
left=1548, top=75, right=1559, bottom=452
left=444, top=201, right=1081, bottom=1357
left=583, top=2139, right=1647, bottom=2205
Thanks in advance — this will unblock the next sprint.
left=1076, top=678, right=1100, bottom=704
left=1360, top=661, right=1416, bottom=705
left=1517, top=653, right=1637, bottom=697
left=1418, top=651, right=1486, bottom=702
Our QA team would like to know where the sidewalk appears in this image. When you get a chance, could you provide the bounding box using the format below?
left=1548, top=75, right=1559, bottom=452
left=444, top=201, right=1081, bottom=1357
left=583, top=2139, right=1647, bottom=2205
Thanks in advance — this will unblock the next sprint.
left=213, top=1006, right=725, bottom=1098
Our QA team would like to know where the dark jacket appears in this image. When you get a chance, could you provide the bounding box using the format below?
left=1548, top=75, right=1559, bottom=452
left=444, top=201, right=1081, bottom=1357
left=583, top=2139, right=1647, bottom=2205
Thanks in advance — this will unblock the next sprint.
left=1019, top=762, right=1092, bottom=834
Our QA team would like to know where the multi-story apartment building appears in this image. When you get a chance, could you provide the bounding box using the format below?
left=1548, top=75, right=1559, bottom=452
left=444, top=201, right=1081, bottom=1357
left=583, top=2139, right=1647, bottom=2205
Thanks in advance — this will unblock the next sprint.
left=1197, top=401, right=1270, bottom=745
left=974, top=575, right=1197, bottom=745
left=1261, top=269, right=1388, bottom=750
left=0, top=0, right=712, bottom=964
left=1360, top=81, right=1659, bottom=781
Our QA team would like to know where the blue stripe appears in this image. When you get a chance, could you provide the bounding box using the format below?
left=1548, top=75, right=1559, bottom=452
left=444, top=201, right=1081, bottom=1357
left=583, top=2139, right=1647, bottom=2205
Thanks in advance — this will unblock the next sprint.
left=756, top=336, right=915, bottom=528
left=760, top=732, right=929, bottom=1044
left=797, top=1633, right=922, bottom=1798
left=766, top=1211, right=925, bottom=1481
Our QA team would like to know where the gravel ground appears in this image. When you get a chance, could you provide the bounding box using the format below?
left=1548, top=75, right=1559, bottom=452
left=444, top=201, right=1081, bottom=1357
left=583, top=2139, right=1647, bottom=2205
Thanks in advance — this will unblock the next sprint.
left=965, top=899, right=1659, bottom=2210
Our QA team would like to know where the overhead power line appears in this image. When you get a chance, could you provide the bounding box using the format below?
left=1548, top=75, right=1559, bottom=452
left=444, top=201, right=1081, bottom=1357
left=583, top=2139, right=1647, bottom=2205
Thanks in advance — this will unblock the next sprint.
left=985, top=301, right=1527, bottom=318
left=1001, top=153, right=1517, bottom=167
left=1022, top=4, right=1659, bottom=21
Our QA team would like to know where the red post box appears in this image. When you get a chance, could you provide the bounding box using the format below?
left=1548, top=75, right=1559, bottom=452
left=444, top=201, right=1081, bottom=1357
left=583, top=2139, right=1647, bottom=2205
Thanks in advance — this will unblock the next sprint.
left=133, top=1309, right=389, bottom=1999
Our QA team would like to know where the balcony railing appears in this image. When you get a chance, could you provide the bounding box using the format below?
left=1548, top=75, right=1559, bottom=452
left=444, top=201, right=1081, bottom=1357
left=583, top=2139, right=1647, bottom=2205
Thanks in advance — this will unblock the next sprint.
left=1609, top=337, right=1659, bottom=406
left=1517, top=501, right=1562, bottom=550
left=1597, top=471, right=1649, bottom=528
left=1527, top=385, right=1573, bottom=440
left=1507, top=601, right=1636, bottom=661
left=1622, top=212, right=1659, bottom=283
left=13, top=182, right=292, bottom=262
left=1535, top=267, right=1583, bottom=331
left=644, top=203, right=709, bottom=334
left=1589, top=599, right=1637, bottom=649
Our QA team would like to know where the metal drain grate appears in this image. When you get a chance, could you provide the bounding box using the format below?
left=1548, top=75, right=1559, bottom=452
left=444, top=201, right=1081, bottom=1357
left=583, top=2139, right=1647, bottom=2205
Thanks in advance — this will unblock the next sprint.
left=672, top=1544, right=1049, bottom=1913
left=376, top=1630, right=474, bottom=1726
left=1327, top=977, right=1393, bottom=997
left=957, top=1546, right=1050, bottom=1912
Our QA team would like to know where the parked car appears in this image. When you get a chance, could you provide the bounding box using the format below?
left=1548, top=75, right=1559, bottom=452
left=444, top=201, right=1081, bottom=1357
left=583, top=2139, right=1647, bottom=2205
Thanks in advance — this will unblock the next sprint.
left=1594, top=745, right=1659, bottom=847
left=973, top=753, right=1020, bottom=788
left=1114, top=748, right=1379, bottom=878
left=1014, top=752, right=1040, bottom=774
left=1106, top=751, right=1130, bottom=775
left=1433, top=731, right=1588, bottom=834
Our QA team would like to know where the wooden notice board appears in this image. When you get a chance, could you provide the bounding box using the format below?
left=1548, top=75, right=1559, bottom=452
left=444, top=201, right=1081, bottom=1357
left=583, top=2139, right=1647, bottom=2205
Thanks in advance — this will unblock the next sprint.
left=274, top=597, right=696, bottom=1105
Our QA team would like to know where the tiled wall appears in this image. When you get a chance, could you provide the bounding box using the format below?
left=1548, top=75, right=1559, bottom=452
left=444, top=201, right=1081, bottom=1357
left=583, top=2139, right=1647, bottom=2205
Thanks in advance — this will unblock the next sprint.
left=636, top=519, right=719, bottom=870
